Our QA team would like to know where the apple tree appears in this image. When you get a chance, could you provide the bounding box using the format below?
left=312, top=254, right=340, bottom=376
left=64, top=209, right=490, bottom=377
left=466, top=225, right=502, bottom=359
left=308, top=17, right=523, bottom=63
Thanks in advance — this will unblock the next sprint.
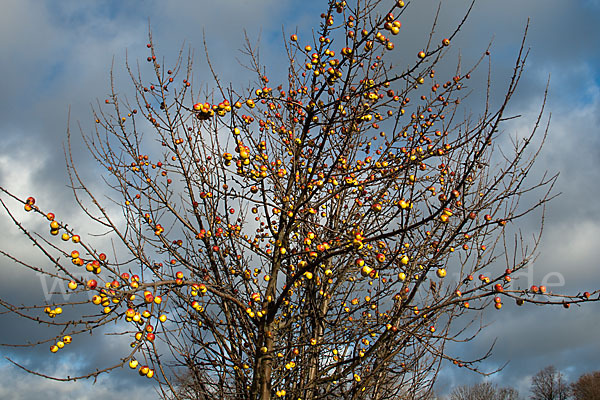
left=0, top=0, right=598, bottom=399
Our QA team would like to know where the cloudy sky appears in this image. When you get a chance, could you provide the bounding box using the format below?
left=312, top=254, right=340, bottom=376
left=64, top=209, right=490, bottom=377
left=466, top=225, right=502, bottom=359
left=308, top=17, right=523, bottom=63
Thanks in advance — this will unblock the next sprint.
left=0, top=0, right=599, bottom=398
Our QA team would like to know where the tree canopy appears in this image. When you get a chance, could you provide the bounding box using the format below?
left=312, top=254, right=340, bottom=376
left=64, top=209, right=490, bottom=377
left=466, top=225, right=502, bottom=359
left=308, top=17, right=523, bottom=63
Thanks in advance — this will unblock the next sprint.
left=0, top=0, right=598, bottom=399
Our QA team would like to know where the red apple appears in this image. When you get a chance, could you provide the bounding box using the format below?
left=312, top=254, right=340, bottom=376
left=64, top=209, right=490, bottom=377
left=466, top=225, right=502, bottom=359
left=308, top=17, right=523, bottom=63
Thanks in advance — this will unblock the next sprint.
left=530, top=285, right=539, bottom=293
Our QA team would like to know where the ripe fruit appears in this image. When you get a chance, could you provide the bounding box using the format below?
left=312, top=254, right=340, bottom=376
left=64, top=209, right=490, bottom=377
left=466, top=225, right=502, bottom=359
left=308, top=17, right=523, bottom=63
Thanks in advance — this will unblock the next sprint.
left=50, top=345, right=59, bottom=353
left=68, top=281, right=77, bottom=290
left=530, top=285, right=539, bottom=293
left=87, top=279, right=98, bottom=289
left=516, top=298, right=524, bottom=306
left=129, top=359, right=139, bottom=369
left=442, top=38, right=450, bottom=46
left=436, top=268, right=447, bottom=278
left=418, top=51, right=426, bottom=59
left=361, top=265, right=374, bottom=277
left=290, top=34, right=298, bottom=41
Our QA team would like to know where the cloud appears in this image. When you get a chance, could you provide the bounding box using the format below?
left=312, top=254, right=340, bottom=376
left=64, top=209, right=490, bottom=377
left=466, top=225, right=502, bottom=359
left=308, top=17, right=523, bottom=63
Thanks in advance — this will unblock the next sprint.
left=0, top=358, right=157, bottom=400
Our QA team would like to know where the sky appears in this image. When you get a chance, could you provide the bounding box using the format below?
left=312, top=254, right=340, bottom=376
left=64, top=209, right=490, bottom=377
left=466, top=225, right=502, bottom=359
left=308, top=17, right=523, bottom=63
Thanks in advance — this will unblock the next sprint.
left=0, top=0, right=599, bottom=398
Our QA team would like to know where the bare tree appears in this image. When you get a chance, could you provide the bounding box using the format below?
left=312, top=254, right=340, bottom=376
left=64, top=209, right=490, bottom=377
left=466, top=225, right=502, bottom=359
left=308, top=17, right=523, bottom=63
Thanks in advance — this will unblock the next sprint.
left=530, top=366, right=569, bottom=400
left=0, top=0, right=598, bottom=399
left=450, top=381, right=520, bottom=400
left=571, top=371, right=600, bottom=400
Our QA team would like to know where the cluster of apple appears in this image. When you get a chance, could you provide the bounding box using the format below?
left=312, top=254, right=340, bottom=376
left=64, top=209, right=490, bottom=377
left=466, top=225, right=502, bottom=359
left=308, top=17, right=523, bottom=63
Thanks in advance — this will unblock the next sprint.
left=193, top=100, right=233, bottom=120
left=193, top=102, right=215, bottom=120
left=49, top=335, right=72, bottom=353
left=382, top=13, right=402, bottom=36
left=21, top=197, right=116, bottom=328
left=128, top=359, right=155, bottom=378
left=43, top=306, right=63, bottom=318
left=529, top=285, right=547, bottom=294
left=24, top=198, right=72, bottom=241
left=42, top=207, right=85, bottom=245
left=23, top=196, right=37, bottom=212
